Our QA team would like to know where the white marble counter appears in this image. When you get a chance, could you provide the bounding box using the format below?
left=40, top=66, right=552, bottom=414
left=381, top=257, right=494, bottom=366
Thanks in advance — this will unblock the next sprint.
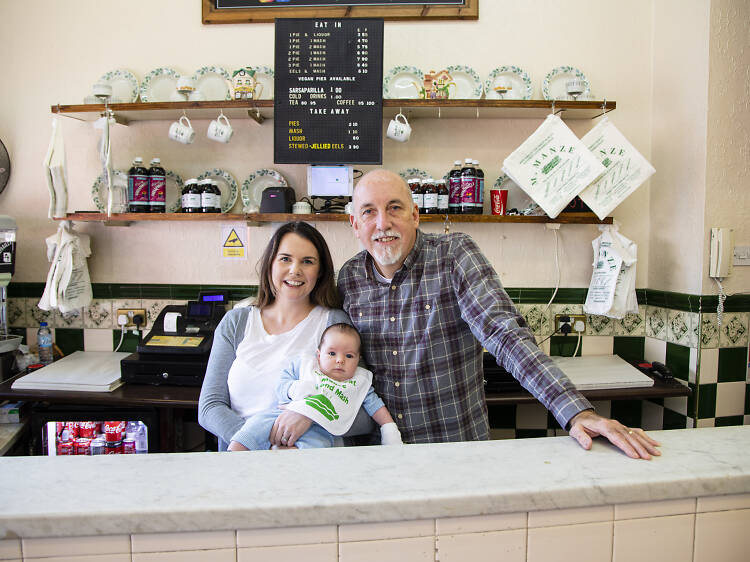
left=1, top=426, right=748, bottom=539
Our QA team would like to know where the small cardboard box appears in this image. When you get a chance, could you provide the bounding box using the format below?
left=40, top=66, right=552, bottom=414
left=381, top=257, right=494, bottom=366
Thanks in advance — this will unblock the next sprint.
left=0, top=401, right=27, bottom=423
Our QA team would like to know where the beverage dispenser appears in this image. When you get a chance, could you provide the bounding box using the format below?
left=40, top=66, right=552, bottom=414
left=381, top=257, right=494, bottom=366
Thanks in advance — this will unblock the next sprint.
left=0, top=215, right=21, bottom=380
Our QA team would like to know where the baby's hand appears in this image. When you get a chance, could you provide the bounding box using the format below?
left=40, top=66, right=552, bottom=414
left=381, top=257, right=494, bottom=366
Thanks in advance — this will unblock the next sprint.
left=380, top=422, right=403, bottom=446
left=289, top=380, right=317, bottom=401
left=227, top=440, right=250, bottom=452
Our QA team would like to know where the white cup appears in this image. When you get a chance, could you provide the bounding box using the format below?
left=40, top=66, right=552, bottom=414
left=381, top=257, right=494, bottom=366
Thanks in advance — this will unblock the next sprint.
left=386, top=113, right=411, bottom=142
left=188, top=90, right=205, bottom=102
left=292, top=201, right=312, bottom=214
left=207, top=114, right=233, bottom=143
left=176, top=76, right=196, bottom=93
left=168, top=115, right=195, bottom=144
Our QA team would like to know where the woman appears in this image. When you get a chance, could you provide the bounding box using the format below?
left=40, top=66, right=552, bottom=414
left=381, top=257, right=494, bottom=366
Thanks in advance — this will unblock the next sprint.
left=199, top=222, right=358, bottom=450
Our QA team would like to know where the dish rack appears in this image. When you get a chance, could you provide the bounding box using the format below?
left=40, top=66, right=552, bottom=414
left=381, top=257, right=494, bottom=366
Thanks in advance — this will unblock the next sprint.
left=0, top=334, right=22, bottom=354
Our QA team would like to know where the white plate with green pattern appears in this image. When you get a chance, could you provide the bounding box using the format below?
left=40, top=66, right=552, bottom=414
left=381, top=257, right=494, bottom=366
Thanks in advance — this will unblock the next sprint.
left=542, top=66, right=590, bottom=101
left=485, top=66, right=533, bottom=100
left=241, top=169, right=288, bottom=212
left=140, top=67, right=180, bottom=102
left=196, top=169, right=239, bottom=213
left=163, top=170, right=186, bottom=213
left=97, top=69, right=139, bottom=103
left=192, top=66, right=232, bottom=101
left=399, top=168, right=429, bottom=181
left=250, top=65, right=274, bottom=100
left=383, top=66, right=424, bottom=99
left=91, top=170, right=127, bottom=212
left=445, top=65, right=483, bottom=99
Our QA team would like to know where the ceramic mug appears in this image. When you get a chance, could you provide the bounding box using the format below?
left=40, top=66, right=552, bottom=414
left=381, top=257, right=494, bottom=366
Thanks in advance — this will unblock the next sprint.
left=292, top=201, right=312, bottom=214
left=207, top=114, right=233, bottom=143
left=386, top=113, right=411, bottom=142
left=176, top=76, right=196, bottom=93
left=168, top=115, right=195, bottom=144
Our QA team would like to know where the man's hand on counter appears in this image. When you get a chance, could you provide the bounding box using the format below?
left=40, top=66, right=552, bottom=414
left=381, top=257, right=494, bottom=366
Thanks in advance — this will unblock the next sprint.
left=568, top=410, right=662, bottom=460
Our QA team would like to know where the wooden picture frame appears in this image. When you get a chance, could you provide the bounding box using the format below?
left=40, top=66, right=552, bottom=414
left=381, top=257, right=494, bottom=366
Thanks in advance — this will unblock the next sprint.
left=202, top=0, right=478, bottom=24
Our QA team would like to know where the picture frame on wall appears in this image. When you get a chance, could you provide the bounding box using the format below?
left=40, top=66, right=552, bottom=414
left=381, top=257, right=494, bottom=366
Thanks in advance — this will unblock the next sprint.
left=202, top=0, right=478, bottom=24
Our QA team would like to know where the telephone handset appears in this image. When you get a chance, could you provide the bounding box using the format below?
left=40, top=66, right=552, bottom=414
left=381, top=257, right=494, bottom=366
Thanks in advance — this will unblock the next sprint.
left=709, top=227, right=734, bottom=278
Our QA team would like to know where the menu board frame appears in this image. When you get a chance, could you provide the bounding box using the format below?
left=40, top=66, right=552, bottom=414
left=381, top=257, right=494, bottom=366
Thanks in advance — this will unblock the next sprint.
left=274, top=17, right=383, bottom=165
left=202, top=0, right=478, bottom=24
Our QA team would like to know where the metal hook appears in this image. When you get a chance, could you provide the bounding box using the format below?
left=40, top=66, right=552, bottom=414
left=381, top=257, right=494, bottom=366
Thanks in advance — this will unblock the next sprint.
left=551, top=100, right=555, bottom=115
left=592, top=97, right=609, bottom=119
left=443, top=214, right=451, bottom=234
left=476, top=106, right=479, bottom=119
left=438, top=106, right=442, bottom=119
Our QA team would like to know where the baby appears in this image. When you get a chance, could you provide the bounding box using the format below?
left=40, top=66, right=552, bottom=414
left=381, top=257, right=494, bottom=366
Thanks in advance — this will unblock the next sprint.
left=228, top=323, right=402, bottom=450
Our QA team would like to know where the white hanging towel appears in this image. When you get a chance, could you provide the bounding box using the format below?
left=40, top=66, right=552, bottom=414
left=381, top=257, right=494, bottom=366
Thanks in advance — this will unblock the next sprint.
left=578, top=116, right=656, bottom=220
left=43, top=118, right=68, bottom=219
left=583, top=224, right=638, bottom=319
left=501, top=113, right=605, bottom=218
left=38, top=222, right=93, bottom=313
left=285, top=357, right=374, bottom=436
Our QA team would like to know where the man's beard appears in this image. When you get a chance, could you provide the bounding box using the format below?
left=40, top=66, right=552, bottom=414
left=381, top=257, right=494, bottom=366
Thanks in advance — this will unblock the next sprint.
left=371, top=230, right=403, bottom=266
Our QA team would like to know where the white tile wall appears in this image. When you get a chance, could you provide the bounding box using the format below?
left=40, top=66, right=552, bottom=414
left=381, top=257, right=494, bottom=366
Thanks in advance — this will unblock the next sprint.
left=527, top=521, right=613, bottom=562
left=527, top=504, right=613, bottom=528
left=22, top=535, right=130, bottom=558
left=0, top=539, right=21, bottom=560
left=238, top=543, right=337, bottom=562
left=436, top=512, right=525, bottom=535
left=339, top=519, right=433, bottom=542
left=339, top=537, right=435, bottom=562
left=131, top=549, right=235, bottom=562
left=130, top=530, right=234, bottom=553
left=437, top=529, right=526, bottom=562
left=694, top=509, right=750, bottom=562
left=613, top=514, right=694, bottom=562
left=237, top=525, right=336, bottom=547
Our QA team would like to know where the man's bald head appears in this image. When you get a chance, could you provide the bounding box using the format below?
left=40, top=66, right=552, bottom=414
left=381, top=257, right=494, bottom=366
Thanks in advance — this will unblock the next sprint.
left=353, top=169, right=412, bottom=209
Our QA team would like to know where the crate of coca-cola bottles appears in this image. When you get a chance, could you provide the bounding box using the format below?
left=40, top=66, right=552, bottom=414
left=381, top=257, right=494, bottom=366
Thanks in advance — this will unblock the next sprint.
left=52, top=420, right=148, bottom=456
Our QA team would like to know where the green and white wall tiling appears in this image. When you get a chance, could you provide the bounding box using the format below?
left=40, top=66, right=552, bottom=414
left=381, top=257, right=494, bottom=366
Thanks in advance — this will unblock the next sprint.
left=6, top=284, right=750, bottom=439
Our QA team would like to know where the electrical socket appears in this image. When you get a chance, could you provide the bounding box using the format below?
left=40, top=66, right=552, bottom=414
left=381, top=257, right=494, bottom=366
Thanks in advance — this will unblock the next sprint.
left=556, top=314, right=586, bottom=334
left=116, top=308, right=146, bottom=329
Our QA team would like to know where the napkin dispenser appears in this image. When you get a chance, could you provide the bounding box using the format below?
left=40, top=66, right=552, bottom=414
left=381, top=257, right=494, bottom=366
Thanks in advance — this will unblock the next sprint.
left=260, top=186, right=296, bottom=213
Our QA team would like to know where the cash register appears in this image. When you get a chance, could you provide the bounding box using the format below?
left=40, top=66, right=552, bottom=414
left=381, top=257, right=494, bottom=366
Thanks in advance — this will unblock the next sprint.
left=120, top=292, right=227, bottom=386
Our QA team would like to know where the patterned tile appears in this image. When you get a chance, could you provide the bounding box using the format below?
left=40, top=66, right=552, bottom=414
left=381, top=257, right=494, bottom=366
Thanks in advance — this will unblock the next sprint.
left=518, top=304, right=550, bottom=337
left=699, top=313, right=720, bottom=348
left=646, top=306, right=667, bottom=340
left=614, top=309, right=645, bottom=336
left=6, top=298, right=26, bottom=327
left=667, top=310, right=692, bottom=346
left=142, top=299, right=181, bottom=328
left=84, top=299, right=114, bottom=329
left=718, top=313, right=749, bottom=348
left=28, top=303, right=54, bottom=328
left=54, top=307, right=83, bottom=329
left=586, top=314, right=614, bottom=336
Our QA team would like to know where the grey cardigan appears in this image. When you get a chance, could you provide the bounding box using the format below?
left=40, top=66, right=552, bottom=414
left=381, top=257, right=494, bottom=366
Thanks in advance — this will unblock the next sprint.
left=198, top=306, right=372, bottom=450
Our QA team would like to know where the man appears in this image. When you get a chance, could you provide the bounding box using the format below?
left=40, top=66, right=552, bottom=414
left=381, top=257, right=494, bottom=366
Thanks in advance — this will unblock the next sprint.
left=337, top=169, right=660, bottom=459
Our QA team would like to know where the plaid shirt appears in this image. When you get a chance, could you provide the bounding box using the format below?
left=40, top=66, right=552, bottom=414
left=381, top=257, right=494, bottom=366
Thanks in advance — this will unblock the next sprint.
left=338, top=230, right=592, bottom=444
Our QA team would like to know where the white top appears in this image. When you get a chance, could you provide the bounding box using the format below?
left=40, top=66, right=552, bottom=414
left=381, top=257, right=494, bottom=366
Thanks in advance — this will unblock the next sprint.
left=227, top=305, right=329, bottom=419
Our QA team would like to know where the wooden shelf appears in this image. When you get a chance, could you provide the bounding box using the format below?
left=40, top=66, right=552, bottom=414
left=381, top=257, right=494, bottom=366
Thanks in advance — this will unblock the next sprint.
left=51, top=99, right=615, bottom=123
left=57, top=212, right=612, bottom=226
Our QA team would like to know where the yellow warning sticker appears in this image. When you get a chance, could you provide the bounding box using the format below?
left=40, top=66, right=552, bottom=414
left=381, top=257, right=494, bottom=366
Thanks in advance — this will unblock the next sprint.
left=221, top=225, right=247, bottom=259
left=223, top=228, right=243, bottom=247
left=146, top=335, right=204, bottom=347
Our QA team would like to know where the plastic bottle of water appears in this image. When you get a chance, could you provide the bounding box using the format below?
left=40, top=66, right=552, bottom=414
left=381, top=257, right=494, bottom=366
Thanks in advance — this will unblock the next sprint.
left=135, top=422, right=148, bottom=454
left=37, top=322, right=53, bottom=365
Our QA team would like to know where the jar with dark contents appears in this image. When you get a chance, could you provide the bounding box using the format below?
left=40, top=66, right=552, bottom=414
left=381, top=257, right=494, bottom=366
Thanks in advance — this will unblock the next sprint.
left=422, top=177, right=438, bottom=214
left=408, top=178, right=423, bottom=214
left=436, top=179, right=449, bottom=214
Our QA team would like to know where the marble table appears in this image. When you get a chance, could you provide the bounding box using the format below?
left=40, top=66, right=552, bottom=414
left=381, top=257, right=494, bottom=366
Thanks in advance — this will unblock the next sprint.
left=0, top=426, right=748, bottom=539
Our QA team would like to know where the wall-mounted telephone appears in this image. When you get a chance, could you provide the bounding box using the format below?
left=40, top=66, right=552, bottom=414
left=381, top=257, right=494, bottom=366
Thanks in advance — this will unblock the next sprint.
left=709, top=227, right=734, bottom=278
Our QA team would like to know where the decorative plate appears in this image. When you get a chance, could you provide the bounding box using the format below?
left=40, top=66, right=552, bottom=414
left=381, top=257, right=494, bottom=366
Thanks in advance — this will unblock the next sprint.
left=91, top=170, right=127, bottom=212
left=484, top=66, right=533, bottom=100
left=192, top=66, right=232, bottom=101
left=250, top=65, right=274, bottom=100
left=196, top=168, right=239, bottom=213
left=399, top=168, right=429, bottom=180
left=445, top=65, right=483, bottom=99
left=164, top=170, right=186, bottom=213
left=383, top=66, right=424, bottom=99
left=97, top=69, right=139, bottom=103
left=140, top=67, right=179, bottom=102
left=542, top=66, right=591, bottom=101
left=241, top=169, right=288, bottom=212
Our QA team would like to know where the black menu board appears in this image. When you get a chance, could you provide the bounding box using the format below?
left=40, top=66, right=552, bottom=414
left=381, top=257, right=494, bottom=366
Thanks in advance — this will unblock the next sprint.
left=274, top=18, right=383, bottom=164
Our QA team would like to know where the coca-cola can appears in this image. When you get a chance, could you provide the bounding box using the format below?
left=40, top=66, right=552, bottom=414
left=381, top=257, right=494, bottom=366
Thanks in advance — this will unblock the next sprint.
left=66, top=421, right=79, bottom=439
left=74, top=437, right=91, bottom=455
left=90, top=439, right=105, bottom=455
left=57, top=441, right=73, bottom=456
left=79, top=421, right=97, bottom=438
left=104, top=440, right=123, bottom=454
left=123, top=438, right=136, bottom=454
left=105, top=421, right=125, bottom=442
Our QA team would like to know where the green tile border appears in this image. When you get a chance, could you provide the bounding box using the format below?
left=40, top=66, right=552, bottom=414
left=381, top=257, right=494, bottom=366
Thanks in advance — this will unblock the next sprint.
left=7, top=283, right=748, bottom=311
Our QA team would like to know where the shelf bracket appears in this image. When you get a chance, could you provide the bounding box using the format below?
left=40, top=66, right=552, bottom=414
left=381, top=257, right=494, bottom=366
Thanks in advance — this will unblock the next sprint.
left=247, top=107, right=264, bottom=125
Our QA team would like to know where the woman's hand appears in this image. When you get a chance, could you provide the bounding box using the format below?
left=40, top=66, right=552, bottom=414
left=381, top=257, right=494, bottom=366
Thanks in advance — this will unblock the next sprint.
left=269, top=410, right=313, bottom=447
